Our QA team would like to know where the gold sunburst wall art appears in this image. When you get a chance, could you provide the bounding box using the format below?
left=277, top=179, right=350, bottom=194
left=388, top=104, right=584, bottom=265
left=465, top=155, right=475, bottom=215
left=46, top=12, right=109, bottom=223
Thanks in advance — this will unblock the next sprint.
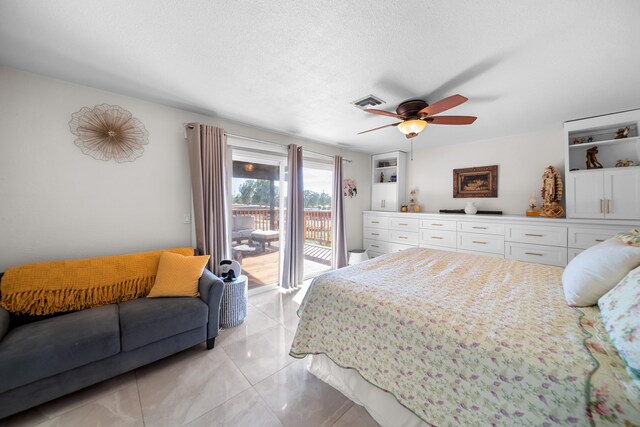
left=69, top=104, right=149, bottom=163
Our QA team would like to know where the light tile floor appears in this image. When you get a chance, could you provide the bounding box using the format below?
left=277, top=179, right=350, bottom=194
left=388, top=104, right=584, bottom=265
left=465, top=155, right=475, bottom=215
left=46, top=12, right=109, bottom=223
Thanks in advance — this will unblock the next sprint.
left=0, top=287, right=380, bottom=427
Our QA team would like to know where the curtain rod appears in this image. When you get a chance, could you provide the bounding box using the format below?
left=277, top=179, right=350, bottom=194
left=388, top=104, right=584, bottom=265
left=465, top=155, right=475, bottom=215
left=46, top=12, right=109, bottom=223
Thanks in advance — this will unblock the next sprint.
left=184, top=124, right=352, bottom=163
left=224, top=132, right=352, bottom=163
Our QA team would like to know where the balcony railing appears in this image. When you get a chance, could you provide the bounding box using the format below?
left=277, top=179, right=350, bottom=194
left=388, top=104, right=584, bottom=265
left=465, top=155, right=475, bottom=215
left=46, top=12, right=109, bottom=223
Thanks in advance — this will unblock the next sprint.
left=232, top=207, right=331, bottom=246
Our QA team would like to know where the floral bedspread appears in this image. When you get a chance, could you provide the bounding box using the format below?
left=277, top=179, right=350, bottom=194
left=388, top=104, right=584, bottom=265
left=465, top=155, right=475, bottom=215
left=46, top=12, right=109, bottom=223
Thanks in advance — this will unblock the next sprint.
left=289, top=248, right=639, bottom=426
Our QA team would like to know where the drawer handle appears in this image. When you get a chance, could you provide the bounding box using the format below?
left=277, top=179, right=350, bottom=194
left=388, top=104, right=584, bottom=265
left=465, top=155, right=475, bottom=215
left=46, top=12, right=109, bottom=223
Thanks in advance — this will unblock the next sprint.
left=431, top=236, right=443, bottom=240
left=432, top=223, right=443, bottom=226
left=607, top=199, right=610, bottom=214
left=600, top=199, right=603, bottom=214
left=398, top=223, right=408, bottom=226
left=472, top=226, right=487, bottom=230
left=525, top=233, right=544, bottom=237
left=371, top=244, right=379, bottom=248
left=371, top=221, right=380, bottom=224
left=472, top=241, right=487, bottom=244
left=371, top=233, right=379, bottom=236
left=525, top=252, right=543, bottom=256
left=595, top=239, right=605, bottom=243
left=398, top=236, right=408, bottom=239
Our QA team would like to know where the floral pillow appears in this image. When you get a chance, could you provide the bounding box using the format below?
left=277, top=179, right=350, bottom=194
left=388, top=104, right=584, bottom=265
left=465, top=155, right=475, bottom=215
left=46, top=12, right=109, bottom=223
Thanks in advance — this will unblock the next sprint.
left=617, top=229, right=640, bottom=247
left=598, top=265, right=640, bottom=380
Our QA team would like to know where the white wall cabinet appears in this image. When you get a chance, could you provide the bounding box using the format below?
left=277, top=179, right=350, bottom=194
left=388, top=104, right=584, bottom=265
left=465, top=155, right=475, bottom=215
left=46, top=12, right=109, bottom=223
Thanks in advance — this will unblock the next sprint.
left=605, top=168, right=640, bottom=219
left=363, top=211, right=638, bottom=268
left=371, top=151, right=406, bottom=212
left=564, top=109, right=640, bottom=220
left=568, top=168, right=640, bottom=219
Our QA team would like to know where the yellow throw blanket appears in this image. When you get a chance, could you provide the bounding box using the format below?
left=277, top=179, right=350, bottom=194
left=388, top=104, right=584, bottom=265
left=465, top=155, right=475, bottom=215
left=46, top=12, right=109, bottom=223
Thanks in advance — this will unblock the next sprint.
left=0, top=247, right=194, bottom=316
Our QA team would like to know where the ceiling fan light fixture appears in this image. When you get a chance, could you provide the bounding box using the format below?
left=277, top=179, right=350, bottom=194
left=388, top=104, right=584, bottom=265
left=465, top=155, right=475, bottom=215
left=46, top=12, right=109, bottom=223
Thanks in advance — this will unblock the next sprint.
left=397, top=119, right=427, bottom=136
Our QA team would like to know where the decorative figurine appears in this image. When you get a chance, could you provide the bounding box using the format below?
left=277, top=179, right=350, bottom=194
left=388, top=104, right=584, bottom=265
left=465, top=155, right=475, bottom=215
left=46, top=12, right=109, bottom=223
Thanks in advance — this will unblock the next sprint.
left=408, top=189, right=420, bottom=212
left=380, top=172, right=384, bottom=183
left=573, top=137, right=579, bottom=145
left=615, top=127, right=630, bottom=139
left=526, top=192, right=540, bottom=216
left=616, top=159, right=635, bottom=167
left=587, top=135, right=594, bottom=143
left=540, top=166, right=564, bottom=218
left=581, top=137, right=586, bottom=144
left=528, top=192, right=537, bottom=210
left=586, top=147, right=603, bottom=169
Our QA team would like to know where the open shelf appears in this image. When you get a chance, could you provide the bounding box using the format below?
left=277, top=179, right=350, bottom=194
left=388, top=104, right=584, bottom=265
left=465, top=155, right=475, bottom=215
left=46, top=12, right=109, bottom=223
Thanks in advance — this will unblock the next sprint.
left=568, top=135, right=640, bottom=149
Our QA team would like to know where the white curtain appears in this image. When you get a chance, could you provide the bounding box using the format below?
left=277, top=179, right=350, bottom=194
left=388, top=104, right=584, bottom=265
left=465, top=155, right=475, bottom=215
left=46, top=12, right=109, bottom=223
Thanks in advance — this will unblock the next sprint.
left=332, top=155, right=348, bottom=268
left=280, top=144, right=304, bottom=289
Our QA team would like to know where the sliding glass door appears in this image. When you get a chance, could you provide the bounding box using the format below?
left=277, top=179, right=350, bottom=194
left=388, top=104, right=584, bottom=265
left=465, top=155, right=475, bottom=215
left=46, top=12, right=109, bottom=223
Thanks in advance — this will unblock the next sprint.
left=302, top=162, right=333, bottom=278
left=230, top=151, right=286, bottom=289
left=229, top=147, right=334, bottom=288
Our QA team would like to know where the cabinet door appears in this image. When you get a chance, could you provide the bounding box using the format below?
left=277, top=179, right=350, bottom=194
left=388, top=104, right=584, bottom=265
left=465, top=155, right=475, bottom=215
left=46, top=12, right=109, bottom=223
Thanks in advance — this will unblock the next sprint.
left=371, top=183, right=397, bottom=211
left=567, top=172, right=604, bottom=218
left=604, top=168, right=640, bottom=220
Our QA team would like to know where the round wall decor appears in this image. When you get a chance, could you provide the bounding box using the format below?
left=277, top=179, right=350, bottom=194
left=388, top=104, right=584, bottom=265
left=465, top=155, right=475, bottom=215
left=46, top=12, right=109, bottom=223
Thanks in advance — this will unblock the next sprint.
left=69, top=104, right=149, bottom=163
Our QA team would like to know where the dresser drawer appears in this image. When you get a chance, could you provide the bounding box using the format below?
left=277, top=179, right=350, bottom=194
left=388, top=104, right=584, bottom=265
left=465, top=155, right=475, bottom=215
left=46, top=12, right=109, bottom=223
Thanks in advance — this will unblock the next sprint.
left=363, top=215, right=389, bottom=229
left=568, top=227, right=624, bottom=249
left=457, top=249, right=504, bottom=259
left=389, top=217, right=419, bottom=231
left=458, top=232, right=505, bottom=254
left=458, top=221, right=504, bottom=235
left=420, top=243, right=456, bottom=253
left=368, top=251, right=385, bottom=259
left=420, top=218, right=457, bottom=231
left=419, top=229, right=457, bottom=248
left=389, top=230, right=419, bottom=245
left=388, top=242, right=416, bottom=253
left=363, top=227, right=388, bottom=241
left=568, top=247, right=583, bottom=262
left=363, top=239, right=389, bottom=254
left=505, top=224, right=567, bottom=247
left=505, top=242, right=567, bottom=267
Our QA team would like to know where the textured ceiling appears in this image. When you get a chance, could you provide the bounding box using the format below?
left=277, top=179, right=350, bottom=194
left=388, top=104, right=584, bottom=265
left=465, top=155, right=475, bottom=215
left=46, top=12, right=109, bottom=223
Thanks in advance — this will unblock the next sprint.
left=1, top=0, right=639, bottom=153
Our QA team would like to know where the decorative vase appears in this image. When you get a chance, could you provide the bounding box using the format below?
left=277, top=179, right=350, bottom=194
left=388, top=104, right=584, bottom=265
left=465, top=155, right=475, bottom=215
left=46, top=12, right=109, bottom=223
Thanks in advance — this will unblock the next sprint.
left=464, top=201, right=477, bottom=215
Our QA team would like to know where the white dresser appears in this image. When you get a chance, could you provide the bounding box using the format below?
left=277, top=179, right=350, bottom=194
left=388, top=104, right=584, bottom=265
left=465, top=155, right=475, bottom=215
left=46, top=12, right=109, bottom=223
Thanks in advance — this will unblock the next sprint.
left=363, top=211, right=638, bottom=267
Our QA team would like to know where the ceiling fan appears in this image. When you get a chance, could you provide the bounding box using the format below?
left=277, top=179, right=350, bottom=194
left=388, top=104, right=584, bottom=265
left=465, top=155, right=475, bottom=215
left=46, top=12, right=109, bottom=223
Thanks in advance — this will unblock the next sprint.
left=358, top=94, right=477, bottom=139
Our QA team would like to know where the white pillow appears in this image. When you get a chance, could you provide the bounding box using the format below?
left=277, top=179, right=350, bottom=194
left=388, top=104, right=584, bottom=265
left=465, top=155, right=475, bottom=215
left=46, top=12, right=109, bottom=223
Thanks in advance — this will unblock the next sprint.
left=562, top=237, right=640, bottom=306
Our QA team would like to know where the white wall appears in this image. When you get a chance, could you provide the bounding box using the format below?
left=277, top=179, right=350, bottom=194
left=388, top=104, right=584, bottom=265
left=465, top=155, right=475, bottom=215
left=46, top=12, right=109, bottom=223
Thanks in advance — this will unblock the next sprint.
left=406, top=129, right=565, bottom=215
left=0, top=67, right=370, bottom=271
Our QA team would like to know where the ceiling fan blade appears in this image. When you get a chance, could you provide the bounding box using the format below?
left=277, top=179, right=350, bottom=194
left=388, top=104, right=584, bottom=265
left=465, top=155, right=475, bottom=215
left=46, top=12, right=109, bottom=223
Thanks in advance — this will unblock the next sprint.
left=357, top=122, right=402, bottom=135
left=427, top=116, right=477, bottom=125
left=418, top=94, right=468, bottom=116
left=364, top=109, right=405, bottom=119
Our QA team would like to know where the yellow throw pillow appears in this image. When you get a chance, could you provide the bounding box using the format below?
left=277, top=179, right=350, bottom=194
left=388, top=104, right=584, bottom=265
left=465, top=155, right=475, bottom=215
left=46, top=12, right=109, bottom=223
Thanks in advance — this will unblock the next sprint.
left=147, top=251, right=210, bottom=298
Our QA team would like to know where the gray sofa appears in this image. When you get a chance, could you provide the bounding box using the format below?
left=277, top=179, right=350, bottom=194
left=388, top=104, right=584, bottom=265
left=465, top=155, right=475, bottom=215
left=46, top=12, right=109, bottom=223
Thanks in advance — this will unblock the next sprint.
left=0, top=269, right=224, bottom=419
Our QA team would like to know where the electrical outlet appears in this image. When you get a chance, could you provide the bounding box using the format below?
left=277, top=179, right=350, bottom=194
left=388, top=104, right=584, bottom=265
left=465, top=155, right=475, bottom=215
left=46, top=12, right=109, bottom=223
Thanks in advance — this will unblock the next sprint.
left=183, top=214, right=191, bottom=224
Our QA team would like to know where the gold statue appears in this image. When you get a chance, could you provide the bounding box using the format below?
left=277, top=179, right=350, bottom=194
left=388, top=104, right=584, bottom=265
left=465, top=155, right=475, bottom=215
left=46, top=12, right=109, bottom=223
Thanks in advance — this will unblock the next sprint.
left=540, top=166, right=564, bottom=218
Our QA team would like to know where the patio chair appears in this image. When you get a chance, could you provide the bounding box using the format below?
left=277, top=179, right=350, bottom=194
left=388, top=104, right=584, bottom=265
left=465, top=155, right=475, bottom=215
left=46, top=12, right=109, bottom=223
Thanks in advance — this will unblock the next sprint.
left=231, top=215, right=256, bottom=244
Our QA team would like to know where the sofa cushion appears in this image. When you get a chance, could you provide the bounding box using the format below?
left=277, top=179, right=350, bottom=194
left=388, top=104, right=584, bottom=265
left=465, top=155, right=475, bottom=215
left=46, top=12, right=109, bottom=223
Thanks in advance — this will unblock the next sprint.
left=147, top=252, right=209, bottom=298
left=119, top=297, right=208, bottom=352
left=0, top=304, right=120, bottom=393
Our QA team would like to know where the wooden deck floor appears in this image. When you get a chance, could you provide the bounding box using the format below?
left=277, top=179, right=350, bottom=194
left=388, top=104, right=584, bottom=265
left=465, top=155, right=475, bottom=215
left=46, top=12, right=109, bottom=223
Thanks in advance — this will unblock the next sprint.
left=240, top=243, right=331, bottom=289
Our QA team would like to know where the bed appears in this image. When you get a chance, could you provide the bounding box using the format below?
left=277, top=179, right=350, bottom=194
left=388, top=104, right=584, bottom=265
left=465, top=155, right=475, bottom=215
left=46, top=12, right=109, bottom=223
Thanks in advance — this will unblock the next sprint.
left=289, top=248, right=639, bottom=426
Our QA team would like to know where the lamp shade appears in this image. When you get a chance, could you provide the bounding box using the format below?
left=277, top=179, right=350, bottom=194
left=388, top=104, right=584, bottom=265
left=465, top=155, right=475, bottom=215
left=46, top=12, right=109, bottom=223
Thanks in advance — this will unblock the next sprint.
left=397, top=119, right=427, bottom=136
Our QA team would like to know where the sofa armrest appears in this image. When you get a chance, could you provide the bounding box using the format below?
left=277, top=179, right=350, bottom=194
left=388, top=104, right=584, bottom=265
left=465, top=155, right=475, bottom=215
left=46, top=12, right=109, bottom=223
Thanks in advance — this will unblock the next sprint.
left=0, top=306, right=9, bottom=341
left=198, top=269, right=224, bottom=349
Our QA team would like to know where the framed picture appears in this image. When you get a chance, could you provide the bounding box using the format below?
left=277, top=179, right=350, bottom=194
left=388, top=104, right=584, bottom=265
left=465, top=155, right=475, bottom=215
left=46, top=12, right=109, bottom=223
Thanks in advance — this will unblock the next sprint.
left=453, top=165, right=498, bottom=198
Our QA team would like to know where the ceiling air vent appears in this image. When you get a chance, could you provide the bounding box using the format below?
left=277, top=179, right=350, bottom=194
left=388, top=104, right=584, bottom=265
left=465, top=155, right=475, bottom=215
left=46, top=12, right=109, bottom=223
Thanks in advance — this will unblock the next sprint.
left=351, top=94, right=385, bottom=110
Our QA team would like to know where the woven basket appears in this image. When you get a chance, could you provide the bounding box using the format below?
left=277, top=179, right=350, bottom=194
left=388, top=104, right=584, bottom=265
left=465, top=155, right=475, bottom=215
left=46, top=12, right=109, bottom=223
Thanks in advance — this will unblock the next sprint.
left=220, top=276, right=248, bottom=328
